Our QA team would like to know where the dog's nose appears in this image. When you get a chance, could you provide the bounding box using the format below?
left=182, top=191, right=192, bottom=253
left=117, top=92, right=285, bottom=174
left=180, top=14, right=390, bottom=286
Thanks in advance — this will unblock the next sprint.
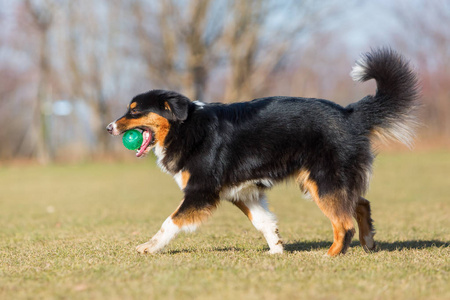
left=106, top=123, right=114, bottom=134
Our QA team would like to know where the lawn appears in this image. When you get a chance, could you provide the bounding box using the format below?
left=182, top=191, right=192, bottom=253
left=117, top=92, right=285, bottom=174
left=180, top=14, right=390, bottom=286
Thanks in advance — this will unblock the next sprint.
left=0, top=151, right=449, bottom=299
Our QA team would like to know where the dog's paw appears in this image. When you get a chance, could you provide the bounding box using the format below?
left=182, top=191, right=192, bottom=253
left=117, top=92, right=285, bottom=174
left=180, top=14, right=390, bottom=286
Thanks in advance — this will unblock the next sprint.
left=362, top=242, right=379, bottom=253
left=268, top=245, right=284, bottom=254
left=136, top=241, right=159, bottom=254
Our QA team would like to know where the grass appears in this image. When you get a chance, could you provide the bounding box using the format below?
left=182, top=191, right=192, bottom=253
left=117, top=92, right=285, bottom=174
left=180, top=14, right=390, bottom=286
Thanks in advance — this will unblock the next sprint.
left=0, top=151, right=449, bottom=299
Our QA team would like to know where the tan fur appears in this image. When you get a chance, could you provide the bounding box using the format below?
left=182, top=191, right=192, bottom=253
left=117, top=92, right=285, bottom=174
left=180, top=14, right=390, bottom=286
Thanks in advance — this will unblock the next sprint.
left=355, top=198, right=370, bottom=241
left=130, top=102, right=137, bottom=109
left=355, top=196, right=375, bottom=251
left=370, top=121, right=417, bottom=149
left=171, top=200, right=218, bottom=228
left=180, top=171, right=190, bottom=190
left=150, top=113, right=170, bottom=147
left=115, top=112, right=171, bottom=147
left=234, top=201, right=253, bottom=221
left=296, top=169, right=319, bottom=199
left=296, top=168, right=355, bottom=256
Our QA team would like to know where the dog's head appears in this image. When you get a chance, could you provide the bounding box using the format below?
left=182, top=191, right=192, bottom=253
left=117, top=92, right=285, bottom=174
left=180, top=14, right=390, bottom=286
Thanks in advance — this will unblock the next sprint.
left=107, top=90, right=190, bottom=157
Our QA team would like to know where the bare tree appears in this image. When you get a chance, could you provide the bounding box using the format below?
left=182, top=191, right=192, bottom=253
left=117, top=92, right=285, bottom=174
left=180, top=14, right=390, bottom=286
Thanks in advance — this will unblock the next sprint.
left=133, top=1, right=183, bottom=92
left=183, top=0, right=213, bottom=101
left=24, top=0, right=54, bottom=164
left=222, top=0, right=263, bottom=101
left=4, top=0, right=448, bottom=162
left=63, top=1, right=125, bottom=156
left=132, top=0, right=344, bottom=103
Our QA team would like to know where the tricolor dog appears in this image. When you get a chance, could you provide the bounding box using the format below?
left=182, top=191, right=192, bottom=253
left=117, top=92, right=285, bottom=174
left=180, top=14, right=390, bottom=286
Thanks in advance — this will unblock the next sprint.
left=107, top=48, right=419, bottom=256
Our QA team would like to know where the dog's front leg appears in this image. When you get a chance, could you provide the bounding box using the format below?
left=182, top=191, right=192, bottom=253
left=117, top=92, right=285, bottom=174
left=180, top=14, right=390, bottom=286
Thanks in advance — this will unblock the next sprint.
left=136, top=216, right=182, bottom=254
left=136, top=191, right=219, bottom=254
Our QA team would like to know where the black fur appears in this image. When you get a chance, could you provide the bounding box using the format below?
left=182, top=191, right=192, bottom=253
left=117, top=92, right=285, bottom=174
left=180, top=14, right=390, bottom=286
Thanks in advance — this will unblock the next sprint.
left=348, top=48, right=420, bottom=146
left=165, top=97, right=371, bottom=197
left=109, top=48, right=419, bottom=255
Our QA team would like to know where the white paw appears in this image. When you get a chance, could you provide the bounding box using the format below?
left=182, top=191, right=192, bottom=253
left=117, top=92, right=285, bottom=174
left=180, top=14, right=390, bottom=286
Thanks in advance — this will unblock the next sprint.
left=136, top=241, right=159, bottom=254
left=268, top=245, right=284, bottom=254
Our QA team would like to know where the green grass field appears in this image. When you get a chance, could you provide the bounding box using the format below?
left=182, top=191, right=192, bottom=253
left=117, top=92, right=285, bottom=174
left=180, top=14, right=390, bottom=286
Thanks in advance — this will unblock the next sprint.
left=1, top=151, right=449, bottom=300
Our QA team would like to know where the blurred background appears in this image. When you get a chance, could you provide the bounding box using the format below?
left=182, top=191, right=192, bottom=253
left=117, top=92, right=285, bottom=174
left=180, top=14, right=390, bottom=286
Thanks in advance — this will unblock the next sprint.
left=0, top=0, right=449, bottom=164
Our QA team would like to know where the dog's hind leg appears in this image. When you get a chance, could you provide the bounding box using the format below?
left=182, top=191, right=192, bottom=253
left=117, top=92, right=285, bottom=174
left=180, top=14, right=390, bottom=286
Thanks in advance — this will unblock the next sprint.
left=314, top=194, right=356, bottom=256
left=136, top=193, right=219, bottom=254
left=354, top=196, right=376, bottom=252
left=297, top=170, right=355, bottom=256
left=234, top=195, right=283, bottom=254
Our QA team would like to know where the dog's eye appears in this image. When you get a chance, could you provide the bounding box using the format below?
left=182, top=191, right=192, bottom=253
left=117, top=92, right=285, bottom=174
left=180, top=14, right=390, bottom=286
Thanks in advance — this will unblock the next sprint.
left=130, top=109, right=139, bottom=115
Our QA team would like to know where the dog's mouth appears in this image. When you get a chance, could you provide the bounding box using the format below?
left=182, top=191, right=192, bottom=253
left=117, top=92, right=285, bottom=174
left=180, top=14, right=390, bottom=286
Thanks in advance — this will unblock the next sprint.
left=135, top=127, right=155, bottom=158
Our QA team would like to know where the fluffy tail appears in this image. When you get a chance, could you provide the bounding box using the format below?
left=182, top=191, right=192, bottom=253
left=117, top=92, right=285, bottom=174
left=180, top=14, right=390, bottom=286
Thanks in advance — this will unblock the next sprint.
left=347, top=48, right=420, bottom=148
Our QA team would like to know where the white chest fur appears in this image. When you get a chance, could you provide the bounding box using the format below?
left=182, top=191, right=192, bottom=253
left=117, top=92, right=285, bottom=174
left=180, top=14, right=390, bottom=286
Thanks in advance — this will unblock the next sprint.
left=153, top=144, right=169, bottom=174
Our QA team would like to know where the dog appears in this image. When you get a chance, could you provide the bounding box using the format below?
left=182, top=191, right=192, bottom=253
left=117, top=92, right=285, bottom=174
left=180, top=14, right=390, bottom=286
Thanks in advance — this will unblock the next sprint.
left=107, top=48, right=419, bottom=256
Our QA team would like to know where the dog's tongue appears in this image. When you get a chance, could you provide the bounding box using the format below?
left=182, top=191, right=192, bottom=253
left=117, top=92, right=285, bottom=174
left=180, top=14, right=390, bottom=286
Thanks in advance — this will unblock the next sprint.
left=136, top=130, right=152, bottom=157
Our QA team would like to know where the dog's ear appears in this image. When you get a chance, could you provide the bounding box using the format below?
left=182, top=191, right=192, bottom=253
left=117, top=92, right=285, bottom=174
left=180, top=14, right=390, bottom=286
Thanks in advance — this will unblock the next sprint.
left=164, top=93, right=190, bottom=122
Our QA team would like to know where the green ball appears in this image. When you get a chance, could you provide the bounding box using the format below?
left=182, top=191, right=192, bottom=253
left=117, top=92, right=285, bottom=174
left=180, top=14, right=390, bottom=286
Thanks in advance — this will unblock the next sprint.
left=122, top=129, right=143, bottom=150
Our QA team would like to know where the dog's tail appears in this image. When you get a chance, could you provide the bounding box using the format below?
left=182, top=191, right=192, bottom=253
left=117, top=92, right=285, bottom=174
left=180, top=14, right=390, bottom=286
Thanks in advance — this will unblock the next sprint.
left=347, top=48, right=420, bottom=147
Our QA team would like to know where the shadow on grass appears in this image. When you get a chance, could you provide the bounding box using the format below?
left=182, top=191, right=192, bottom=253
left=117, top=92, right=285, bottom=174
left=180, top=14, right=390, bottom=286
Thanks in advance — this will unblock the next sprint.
left=164, top=240, right=449, bottom=255
left=166, top=246, right=248, bottom=255
left=284, top=240, right=449, bottom=252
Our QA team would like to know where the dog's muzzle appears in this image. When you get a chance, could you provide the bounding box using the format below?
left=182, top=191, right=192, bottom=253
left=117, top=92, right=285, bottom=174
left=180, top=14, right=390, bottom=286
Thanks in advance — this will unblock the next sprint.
left=106, top=122, right=119, bottom=135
